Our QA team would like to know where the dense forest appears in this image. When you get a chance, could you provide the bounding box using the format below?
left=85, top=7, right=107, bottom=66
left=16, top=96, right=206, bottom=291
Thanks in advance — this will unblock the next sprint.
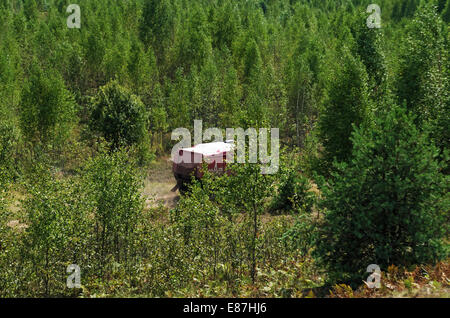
left=0, top=0, right=449, bottom=297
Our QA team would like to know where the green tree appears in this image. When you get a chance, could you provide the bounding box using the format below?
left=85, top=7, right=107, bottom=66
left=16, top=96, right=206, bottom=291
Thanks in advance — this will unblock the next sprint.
left=20, top=63, right=76, bottom=147
left=352, top=11, right=387, bottom=102
left=84, top=149, right=144, bottom=271
left=285, top=36, right=321, bottom=148
left=90, top=80, right=148, bottom=151
left=271, top=166, right=315, bottom=214
left=212, top=1, right=240, bottom=49
left=84, top=31, right=106, bottom=88
left=315, top=104, right=449, bottom=286
left=396, top=2, right=447, bottom=126
left=21, top=166, right=92, bottom=296
left=243, top=38, right=262, bottom=82
left=443, top=0, right=450, bottom=22
left=127, top=39, right=158, bottom=99
left=177, top=7, right=212, bottom=71
left=140, top=0, right=174, bottom=58
left=218, top=60, right=242, bottom=127
left=318, top=50, right=371, bottom=170
left=214, top=162, right=273, bottom=284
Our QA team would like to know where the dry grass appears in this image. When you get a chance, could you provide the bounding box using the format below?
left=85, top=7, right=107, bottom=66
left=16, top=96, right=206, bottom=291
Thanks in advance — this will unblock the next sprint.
left=142, top=157, right=180, bottom=209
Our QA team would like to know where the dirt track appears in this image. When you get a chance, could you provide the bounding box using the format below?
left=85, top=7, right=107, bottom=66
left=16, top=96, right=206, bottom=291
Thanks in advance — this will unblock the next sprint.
left=143, top=157, right=180, bottom=209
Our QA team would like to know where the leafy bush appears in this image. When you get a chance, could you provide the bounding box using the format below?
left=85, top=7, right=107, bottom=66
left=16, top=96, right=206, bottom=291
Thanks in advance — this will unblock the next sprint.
left=0, top=121, right=20, bottom=177
left=19, top=165, right=93, bottom=296
left=315, top=105, right=449, bottom=286
left=83, top=148, right=145, bottom=271
left=271, top=167, right=315, bottom=214
left=89, top=80, right=151, bottom=162
left=282, top=212, right=318, bottom=258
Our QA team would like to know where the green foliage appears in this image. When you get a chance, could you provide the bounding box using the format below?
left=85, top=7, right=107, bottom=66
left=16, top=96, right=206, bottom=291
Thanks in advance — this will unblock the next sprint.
left=394, top=2, right=449, bottom=155
left=0, top=0, right=448, bottom=298
left=271, top=166, right=315, bottom=214
left=168, top=165, right=302, bottom=293
left=0, top=163, right=13, bottom=296
left=177, top=7, right=212, bottom=71
left=20, top=63, right=76, bottom=146
left=318, top=49, right=372, bottom=170
left=140, top=0, right=174, bottom=50
left=20, top=169, right=90, bottom=296
left=315, top=105, right=449, bottom=286
left=89, top=80, right=151, bottom=161
left=442, top=0, right=450, bottom=22
left=284, top=32, right=322, bottom=148
left=396, top=2, right=447, bottom=126
left=0, top=121, right=20, bottom=177
left=282, top=211, right=318, bottom=258
left=351, top=11, right=387, bottom=101
left=83, top=149, right=144, bottom=268
left=188, top=162, right=275, bottom=283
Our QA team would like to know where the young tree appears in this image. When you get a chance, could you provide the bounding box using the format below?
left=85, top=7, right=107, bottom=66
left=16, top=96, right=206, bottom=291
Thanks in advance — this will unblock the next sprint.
left=212, top=1, right=240, bottom=50
left=219, top=162, right=273, bottom=284
left=443, top=0, right=450, bottom=23
left=243, top=38, right=263, bottom=83
left=21, top=166, right=93, bottom=296
left=218, top=60, right=242, bottom=128
left=285, top=36, right=321, bottom=148
left=318, top=49, right=371, bottom=170
left=90, top=80, right=148, bottom=151
left=315, top=104, right=449, bottom=286
left=20, top=63, right=76, bottom=147
left=127, top=39, right=158, bottom=99
left=396, top=2, right=447, bottom=127
left=84, top=149, right=144, bottom=271
left=352, top=11, right=387, bottom=102
left=176, top=7, right=212, bottom=71
left=140, top=0, right=174, bottom=59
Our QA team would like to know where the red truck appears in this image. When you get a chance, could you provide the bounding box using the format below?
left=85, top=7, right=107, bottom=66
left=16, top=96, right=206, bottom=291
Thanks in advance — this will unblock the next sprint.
left=172, top=141, right=234, bottom=193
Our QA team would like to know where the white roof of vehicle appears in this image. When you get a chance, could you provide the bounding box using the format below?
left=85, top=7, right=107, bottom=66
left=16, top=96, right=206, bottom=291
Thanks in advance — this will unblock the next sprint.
left=182, top=142, right=234, bottom=156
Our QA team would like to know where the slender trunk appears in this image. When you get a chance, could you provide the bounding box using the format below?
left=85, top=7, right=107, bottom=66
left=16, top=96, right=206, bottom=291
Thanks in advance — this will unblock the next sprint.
left=295, top=89, right=300, bottom=147
left=300, top=86, right=306, bottom=148
left=251, top=171, right=258, bottom=284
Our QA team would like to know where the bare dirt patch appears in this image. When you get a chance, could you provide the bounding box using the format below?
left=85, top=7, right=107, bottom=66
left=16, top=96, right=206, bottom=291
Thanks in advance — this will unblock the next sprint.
left=143, top=157, right=180, bottom=209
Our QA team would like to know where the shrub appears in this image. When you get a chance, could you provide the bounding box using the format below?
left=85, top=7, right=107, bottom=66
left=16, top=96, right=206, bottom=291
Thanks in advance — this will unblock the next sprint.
left=89, top=81, right=151, bottom=163
left=20, top=165, right=93, bottom=296
left=0, top=121, right=20, bottom=177
left=282, top=212, right=318, bottom=258
left=83, top=148, right=145, bottom=273
left=314, top=105, right=449, bottom=286
left=271, top=167, right=315, bottom=214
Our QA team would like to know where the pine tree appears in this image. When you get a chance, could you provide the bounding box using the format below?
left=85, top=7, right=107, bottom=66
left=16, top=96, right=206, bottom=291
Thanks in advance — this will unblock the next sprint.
left=315, top=104, right=449, bottom=286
